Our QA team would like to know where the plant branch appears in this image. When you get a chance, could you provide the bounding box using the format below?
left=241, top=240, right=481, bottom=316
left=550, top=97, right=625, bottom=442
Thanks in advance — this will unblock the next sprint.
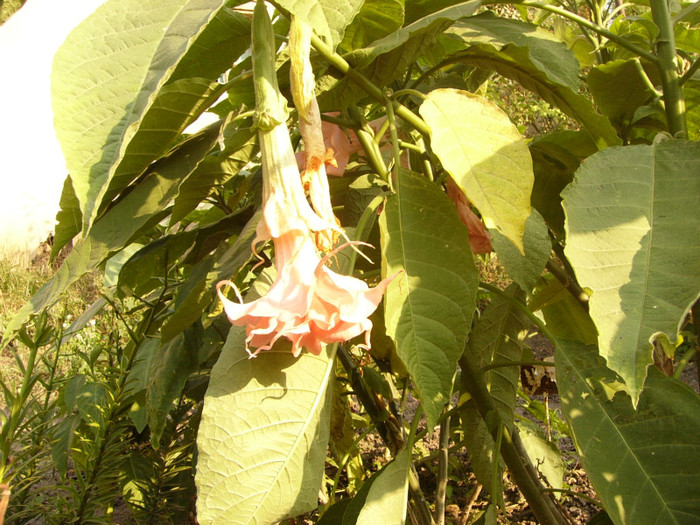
left=458, top=352, right=568, bottom=525
left=545, top=258, right=590, bottom=310
left=310, top=34, right=431, bottom=136
left=650, top=0, right=687, bottom=136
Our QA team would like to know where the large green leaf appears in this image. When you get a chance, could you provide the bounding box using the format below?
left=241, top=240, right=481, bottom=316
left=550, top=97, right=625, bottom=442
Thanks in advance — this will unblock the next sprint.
left=379, top=171, right=478, bottom=428
left=420, top=88, right=533, bottom=254
left=52, top=0, right=230, bottom=231
left=196, top=323, right=334, bottom=524
left=556, top=339, right=700, bottom=524
left=461, top=284, right=526, bottom=494
left=587, top=59, right=656, bottom=129
left=529, top=274, right=598, bottom=346
left=338, top=0, right=405, bottom=54
left=168, top=5, right=251, bottom=82
left=445, top=14, right=620, bottom=148
left=1, top=126, right=222, bottom=347
left=489, top=209, right=550, bottom=294
left=447, top=13, right=580, bottom=89
left=562, top=140, right=700, bottom=404
left=276, top=0, right=364, bottom=49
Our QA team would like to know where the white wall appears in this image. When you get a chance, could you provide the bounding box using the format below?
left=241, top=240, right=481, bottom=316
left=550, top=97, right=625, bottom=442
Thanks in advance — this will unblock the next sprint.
left=0, top=0, right=106, bottom=265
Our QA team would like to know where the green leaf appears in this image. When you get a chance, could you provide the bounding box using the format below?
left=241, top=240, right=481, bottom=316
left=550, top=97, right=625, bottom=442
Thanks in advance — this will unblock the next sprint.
left=447, top=13, right=581, bottom=89
left=529, top=274, right=598, bottom=346
left=117, top=232, right=198, bottom=297
left=461, top=284, right=526, bottom=495
left=170, top=126, right=256, bottom=225
left=346, top=1, right=482, bottom=67
left=420, top=88, right=533, bottom=254
left=52, top=0, right=230, bottom=231
left=674, top=22, right=700, bottom=54
left=195, top=324, right=335, bottom=524
left=276, top=0, right=365, bottom=49
left=160, top=209, right=260, bottom=343
left=446, top=14, right=621, bottom=148
left=489, top=209, right=550, bottom=293
left=529, top=132, right=591, bottom=238
left=169, top=5, right=252, bottom=82
left=380, top=171, right=478, bottom=428
left=51, top=413, right=82, bottom=477
left=146, top=330, right=201, bottom=448
left=338, top=0, right=405, bottom=53
left=587, top=59, right=656, bottom=128
left=319, top=2, right=481, bottom=111
left=1, top=125, right=222, bottom=347
left=515, top=419, right=565, bottom=496
left=355, top=448, right=410, bottom=524
left=52, top=176, right=82, bottom=258
left=562, top=140, right=700, bottom=404
left=683, top=79, right=700, bottom=142
left=556, top=339, right=700, bottom=524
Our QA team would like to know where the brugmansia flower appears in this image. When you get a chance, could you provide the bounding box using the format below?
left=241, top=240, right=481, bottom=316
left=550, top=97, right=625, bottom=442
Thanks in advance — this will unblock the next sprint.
left=445, top=176, right=493, bottom=254
left=217, top=3, right=394, bottom=357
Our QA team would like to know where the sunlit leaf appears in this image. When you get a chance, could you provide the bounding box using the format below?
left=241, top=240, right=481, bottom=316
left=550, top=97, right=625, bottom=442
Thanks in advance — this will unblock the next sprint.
left=52, top=0, right=231, bottom=231
left=420, top=88, right=533, bottom=254
left=195, top=320, right=334, bottom=523
left=380, top=170, right=478, bottom=428
left=562, top=140, right=700, bottom=403
left=356, top=448, right=410, bottom=524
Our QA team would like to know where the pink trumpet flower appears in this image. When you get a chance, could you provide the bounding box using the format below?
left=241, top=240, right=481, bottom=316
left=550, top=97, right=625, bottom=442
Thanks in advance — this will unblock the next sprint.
left=216, top=9, right=395, bottom=358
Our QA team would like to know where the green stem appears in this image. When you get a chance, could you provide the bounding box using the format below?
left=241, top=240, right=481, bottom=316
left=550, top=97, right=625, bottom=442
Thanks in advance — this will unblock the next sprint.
left=650, top=0, right=687, bottom=136
left=385, top=98, right=403, bottom=181
left=435, top=409, right=451, bottom=525
left=516, top=1, right=660, bottom=64
left=310, top=34, right=431, bottom=136
left=348, top=106, right=389, bottom=180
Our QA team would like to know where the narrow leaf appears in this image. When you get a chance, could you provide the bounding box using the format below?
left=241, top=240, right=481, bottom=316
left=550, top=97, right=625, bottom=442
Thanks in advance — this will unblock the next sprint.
left=195, top=322, right=334, bottom=524
left=52, top=0, right=230, bottom=231
left=556, top=339, right=700, bottom=524
left=2, top=126, right=222, bottom=347
left=562, top=140, right=700, bottom=403
left=420, top=88, right=533, bottom=254
left=146, top=331, right=200, bottom=448
left=380, top=171, right=478, bottom=428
